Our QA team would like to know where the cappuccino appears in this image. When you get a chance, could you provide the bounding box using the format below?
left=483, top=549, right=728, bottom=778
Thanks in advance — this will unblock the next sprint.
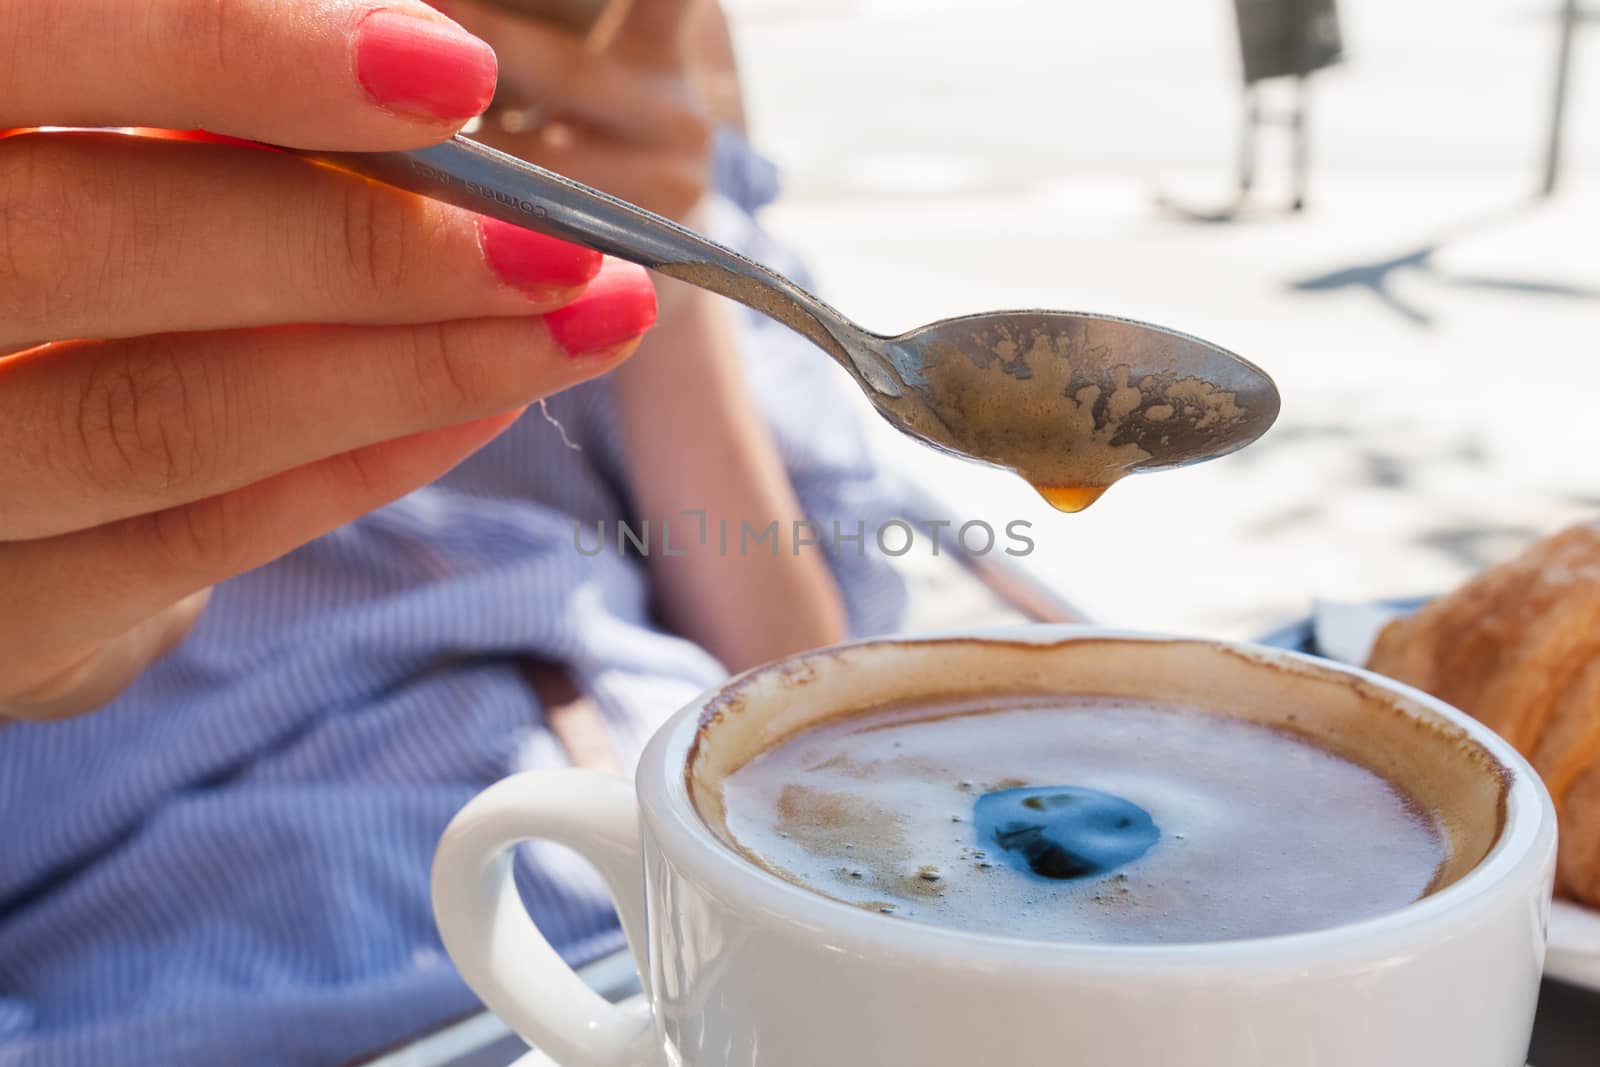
left=716, top=695, right=1447, bottom=943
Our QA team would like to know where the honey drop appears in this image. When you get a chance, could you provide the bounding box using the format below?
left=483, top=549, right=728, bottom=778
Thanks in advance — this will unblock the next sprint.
left=1037, top=485, right=1109, bottom=513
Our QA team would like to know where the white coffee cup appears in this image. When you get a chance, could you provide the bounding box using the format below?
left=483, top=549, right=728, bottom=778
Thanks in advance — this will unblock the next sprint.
left=432, top=628, right=1557, bottom=1066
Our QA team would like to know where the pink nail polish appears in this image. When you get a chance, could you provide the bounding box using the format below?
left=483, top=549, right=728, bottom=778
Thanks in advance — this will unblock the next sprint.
left=544, top=260, right=658, bottom=357
left=479, top=218, right=604, bottom=294
left=356, top=10, right=498, bottom=121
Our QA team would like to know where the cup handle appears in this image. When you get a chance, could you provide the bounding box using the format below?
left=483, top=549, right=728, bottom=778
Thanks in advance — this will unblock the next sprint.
left=431, top=769, right=659, bottom=1067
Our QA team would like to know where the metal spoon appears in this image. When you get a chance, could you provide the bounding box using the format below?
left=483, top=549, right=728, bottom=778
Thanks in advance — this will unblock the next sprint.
left=307, top=136, right=1279, bottom=507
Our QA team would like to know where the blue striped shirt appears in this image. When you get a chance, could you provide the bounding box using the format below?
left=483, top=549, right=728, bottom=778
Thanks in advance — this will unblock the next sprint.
left=0, top=133, right=909, bottom=1067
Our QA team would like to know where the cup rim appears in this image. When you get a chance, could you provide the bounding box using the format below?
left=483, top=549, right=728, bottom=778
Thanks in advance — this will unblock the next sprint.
left=637, top=625, right=1556, bottom=971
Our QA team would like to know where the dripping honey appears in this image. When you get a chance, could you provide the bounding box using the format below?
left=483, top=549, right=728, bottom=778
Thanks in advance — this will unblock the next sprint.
left=1037, top=485, right=1109, bottom=513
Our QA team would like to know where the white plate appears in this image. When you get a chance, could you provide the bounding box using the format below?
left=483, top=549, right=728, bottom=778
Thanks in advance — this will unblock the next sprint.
left=1312, top=600, right=1600, bottom=992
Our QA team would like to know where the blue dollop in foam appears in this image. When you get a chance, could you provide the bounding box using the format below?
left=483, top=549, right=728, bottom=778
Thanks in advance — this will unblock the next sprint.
left=974, top=786, right=1159, bottom=881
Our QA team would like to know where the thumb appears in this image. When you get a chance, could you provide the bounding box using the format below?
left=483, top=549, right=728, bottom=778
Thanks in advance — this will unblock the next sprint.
left=610, top=0, right=703, bottom=69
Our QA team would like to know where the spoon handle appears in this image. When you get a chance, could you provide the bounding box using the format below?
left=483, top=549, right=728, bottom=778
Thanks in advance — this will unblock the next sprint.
left=301, top=135, right=862, bottom=364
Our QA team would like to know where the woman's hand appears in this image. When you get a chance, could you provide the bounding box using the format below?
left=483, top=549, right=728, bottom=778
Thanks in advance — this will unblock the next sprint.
left=0, top=0, right=657, bottom=720
left=443, top=0, right=715, bottom=221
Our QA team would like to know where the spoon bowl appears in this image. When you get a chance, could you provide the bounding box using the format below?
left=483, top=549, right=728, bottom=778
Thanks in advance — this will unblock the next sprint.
left=868, top=309, right=1280, bottom=493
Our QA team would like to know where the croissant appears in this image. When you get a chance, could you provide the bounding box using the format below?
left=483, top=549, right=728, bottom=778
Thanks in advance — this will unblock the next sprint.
left=1367, top=521, right=1600, bottom=909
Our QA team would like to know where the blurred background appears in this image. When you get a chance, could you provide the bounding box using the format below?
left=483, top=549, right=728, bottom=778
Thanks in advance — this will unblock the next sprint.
left=724, top=0, right=1600, bottom=638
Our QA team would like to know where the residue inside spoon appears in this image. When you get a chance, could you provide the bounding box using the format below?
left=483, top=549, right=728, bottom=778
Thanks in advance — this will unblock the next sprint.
left=877, top=318, right=1263, bottom=514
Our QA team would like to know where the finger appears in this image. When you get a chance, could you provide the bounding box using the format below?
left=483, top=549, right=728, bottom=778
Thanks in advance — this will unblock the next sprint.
left=0, top=131, right=605, bottom=346
left=445, top=2, right=586, bottom=102
left=612, top=0, right=704, bottom=68
left=510, top=136, right=708, bottom=220
left=539, top=67, right=710, bottom=152
left=0, top=409, right=526, bottom=699
left=454, top=8, right=705, bottom=147
left=0, top=589, right=210, bottom=721
left=0, top=0, right=496, bottom=147
left=0, top=259, right=657, bottom=539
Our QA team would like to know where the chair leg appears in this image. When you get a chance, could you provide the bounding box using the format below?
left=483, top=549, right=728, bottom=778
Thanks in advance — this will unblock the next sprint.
left=1290, top=74, right=1310, bottom=212
left=1540, top=0, right=1580, bottom=197
left=1237, top=84, right=1260, bottom=200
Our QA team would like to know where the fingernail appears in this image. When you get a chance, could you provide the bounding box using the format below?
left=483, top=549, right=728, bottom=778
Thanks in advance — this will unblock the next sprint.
left=543, top=260, right=658, bottom=357
left=356, top=10, right=498, bottom=121
left=479, top=218, right=603, bottom=294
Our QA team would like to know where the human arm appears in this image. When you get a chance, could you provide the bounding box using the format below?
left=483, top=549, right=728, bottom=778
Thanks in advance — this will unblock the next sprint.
left=455, top=0, right=846, bottom=670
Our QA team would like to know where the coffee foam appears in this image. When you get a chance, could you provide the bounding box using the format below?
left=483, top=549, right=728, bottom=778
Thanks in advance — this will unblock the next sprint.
left=686, top=638, right=1510, bottom=926
left=718, top=696, right=1447, bottom=942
